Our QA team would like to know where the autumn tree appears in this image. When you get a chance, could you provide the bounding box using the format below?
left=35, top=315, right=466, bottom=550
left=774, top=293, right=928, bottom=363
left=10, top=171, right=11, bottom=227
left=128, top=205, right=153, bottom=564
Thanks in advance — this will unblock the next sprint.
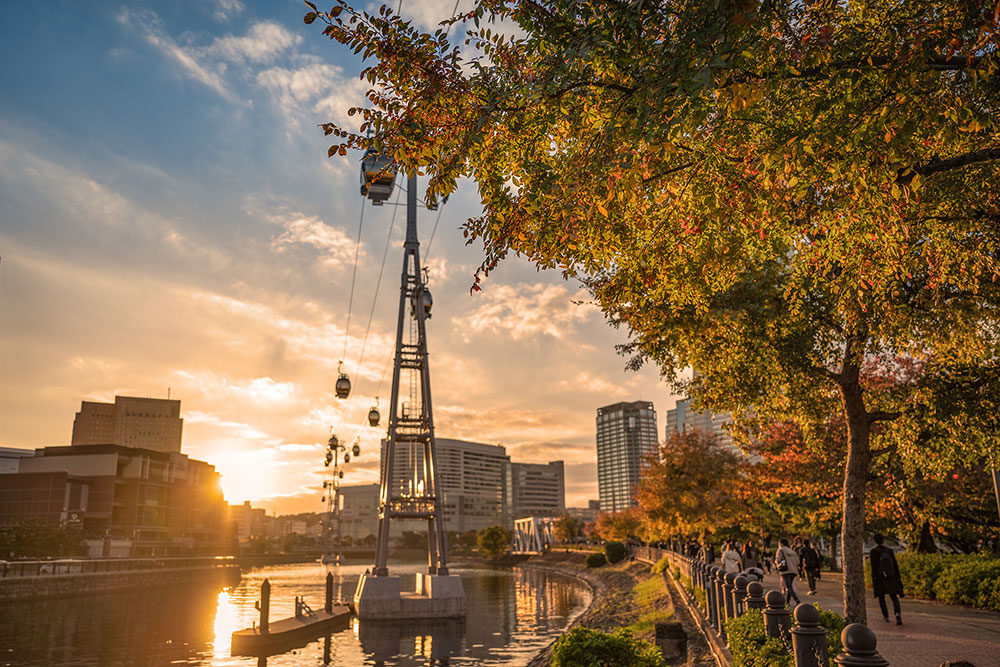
left=591, top=508, right=643, bottom=542
left=553, top=513, right=582, bottom=543
left=477, top=524, right=511, bottom=558
left=308, top=0, right=1000, bottom=622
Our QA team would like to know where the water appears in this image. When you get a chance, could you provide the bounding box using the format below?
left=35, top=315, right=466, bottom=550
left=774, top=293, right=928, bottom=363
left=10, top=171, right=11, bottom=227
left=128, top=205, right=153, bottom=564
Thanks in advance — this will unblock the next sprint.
left=0, top=562, right=591, bottom=666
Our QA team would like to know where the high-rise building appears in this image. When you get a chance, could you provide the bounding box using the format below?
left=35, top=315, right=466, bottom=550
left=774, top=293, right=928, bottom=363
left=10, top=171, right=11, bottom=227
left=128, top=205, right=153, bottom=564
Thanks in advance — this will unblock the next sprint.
left=509, top=460, right=565, bottom=519
left=338, top=483, right=380, bottom=541
left=382, top=437, right=509, bottom=534
left=72, top=396, right=183, bottom=453
left=596, top=401, right=658, bottom=513
left=665, top=398, right=734, bottom=451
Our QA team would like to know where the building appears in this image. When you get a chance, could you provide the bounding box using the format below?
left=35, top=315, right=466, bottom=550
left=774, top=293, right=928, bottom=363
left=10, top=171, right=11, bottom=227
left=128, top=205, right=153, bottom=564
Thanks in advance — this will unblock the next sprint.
left=596, top=401, right=658, bottom=513
left=0, top=447, right=34, bottom=474
left=382, top=437, right=509, bottom=534
left=228, top=500, right=269, bottom=542
left=509, top=461, right=565, bottom=519
left=567, top=499, right=601, bottom=524
left=71, top=396, right=183, bottom=453
left=338, top=483, right=379, bottom=542
left=665, top=398, right=734, bottom=451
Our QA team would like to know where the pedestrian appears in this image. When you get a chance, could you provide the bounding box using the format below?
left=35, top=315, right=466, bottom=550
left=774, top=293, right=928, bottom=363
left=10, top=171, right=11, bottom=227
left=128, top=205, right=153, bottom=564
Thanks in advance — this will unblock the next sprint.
left=800, top=539, right=821, bottom=595
left=792, top=536, right=806, bottom=579
left=870, top=533, right=904, bottom=625
left=722, top=541, right=742, bottom=573
left=705, top=542, right=716, bottom=564
left=760, top=543, right=772, bottom=575
left=774, top=538, right=801, bottom=605
left=741, top=541, right=760, bottom=571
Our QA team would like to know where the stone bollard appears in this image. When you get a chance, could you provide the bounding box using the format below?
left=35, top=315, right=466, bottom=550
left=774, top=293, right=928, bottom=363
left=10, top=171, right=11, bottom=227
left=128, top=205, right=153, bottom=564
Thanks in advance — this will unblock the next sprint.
left=745, top=581, right=766, bottom=610
left=724, top=572, right=737, bottom=621
left=716, top=569, right=729, bottom=641
left=835, top=623, right=890, bottom=666
left=705, top=566, right=717, bottom=628
left=255, top=578, right=270, bottom=634
left=734, top=575, right=748, bottom=616
left=655, top=621, right=688, bottom=662
left=326, top=571, right=333, bottom=613
left=791, top=604, right=829, bottom=667
left=764, top=590, right=791, bottom=641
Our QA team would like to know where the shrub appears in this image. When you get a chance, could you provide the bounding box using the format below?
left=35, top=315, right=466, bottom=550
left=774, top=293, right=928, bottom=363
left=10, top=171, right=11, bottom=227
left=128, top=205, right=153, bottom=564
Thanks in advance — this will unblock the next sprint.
left=895, top=552, right=954, bottom=599
left=552, top=627, right=665, bottom=667
left=605, top=540, right=627, bottom=564
left=650, top=556, right=670, bottom=575
left=726, top=605, right=844, bottom=667
left=934, top=559, right=1000, bottom=607
left=976, top=576, right=1000, bottom=612
left=586, top=552, right=607, bottom=568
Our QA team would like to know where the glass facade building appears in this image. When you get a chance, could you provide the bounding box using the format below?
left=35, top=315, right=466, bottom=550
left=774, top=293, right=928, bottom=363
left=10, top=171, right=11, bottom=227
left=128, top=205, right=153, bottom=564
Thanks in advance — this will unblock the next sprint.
left=595, top=401, right=658, bottom=513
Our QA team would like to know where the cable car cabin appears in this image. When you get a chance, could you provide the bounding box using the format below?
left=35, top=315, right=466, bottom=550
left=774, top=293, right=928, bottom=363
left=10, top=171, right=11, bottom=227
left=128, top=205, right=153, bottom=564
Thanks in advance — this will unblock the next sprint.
left=368, top=406, right=380, bottom=427
left=359, top=149, right=397, bottom=205
left=410, top=287, right=433, bottom=319
left=352, top=443, right=361, bottom=457
left=335, top=373, right=351, bottom=399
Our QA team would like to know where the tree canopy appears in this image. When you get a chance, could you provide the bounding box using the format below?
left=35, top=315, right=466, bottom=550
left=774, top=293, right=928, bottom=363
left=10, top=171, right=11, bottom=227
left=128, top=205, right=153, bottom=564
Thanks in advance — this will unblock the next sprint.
left=308, top=0, right=1000, bottom=623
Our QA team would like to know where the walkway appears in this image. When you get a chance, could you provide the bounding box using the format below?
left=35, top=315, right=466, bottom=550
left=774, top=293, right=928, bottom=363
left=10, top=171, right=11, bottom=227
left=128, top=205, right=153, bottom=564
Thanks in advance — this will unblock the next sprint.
left=758, top=568, right=1000, bottom=666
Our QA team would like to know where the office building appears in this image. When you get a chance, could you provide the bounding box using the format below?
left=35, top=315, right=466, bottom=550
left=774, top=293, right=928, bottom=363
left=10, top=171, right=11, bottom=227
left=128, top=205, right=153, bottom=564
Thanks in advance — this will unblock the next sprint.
left=72, top=396, right=183, bottom=453
left=0, top=447, right=34, bottom=474
left=567, top=499, right=601, bottom=524
left=665, top=398, right=734, bottom=451
left=338, top=483, right=380, bottom=541
left=509, top=460, right=565, bottom=519
left=596, top=401, right=658, bottom=513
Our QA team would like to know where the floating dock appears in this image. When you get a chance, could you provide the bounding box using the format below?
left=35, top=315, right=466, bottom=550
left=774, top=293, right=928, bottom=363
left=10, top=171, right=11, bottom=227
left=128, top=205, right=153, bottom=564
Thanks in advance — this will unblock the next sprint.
left=231, top=605, right=351, bottom=655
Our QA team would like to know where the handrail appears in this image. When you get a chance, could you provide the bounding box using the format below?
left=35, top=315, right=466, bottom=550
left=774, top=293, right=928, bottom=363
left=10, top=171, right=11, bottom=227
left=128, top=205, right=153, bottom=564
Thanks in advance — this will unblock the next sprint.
left=0, top=555, right=237, bottom=579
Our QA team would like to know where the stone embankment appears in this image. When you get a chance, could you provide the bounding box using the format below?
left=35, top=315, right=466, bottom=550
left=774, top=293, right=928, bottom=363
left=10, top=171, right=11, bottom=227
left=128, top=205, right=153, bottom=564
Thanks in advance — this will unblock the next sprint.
left=519, top=550, right=715, bottom=667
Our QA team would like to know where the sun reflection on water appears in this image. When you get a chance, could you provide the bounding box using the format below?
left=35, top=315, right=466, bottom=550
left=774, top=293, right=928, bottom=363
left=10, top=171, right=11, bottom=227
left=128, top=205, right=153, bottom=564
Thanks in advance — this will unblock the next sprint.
left=212, top=588, right=238, bottom=662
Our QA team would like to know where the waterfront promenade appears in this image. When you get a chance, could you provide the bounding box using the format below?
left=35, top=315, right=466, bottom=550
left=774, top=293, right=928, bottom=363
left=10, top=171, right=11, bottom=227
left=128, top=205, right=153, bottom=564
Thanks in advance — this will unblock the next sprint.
left=757, top=568, right=1000, bottom=667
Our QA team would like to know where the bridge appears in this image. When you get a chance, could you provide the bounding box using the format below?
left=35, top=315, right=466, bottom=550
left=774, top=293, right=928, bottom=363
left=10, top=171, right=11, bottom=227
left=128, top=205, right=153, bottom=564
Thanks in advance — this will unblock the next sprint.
left=511, top=516, right=555, bottom=554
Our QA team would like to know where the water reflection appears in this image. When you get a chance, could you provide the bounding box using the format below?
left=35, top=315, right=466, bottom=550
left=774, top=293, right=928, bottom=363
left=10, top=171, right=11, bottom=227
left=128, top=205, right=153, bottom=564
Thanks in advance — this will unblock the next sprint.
left=0, top=563, right=590, bottom=667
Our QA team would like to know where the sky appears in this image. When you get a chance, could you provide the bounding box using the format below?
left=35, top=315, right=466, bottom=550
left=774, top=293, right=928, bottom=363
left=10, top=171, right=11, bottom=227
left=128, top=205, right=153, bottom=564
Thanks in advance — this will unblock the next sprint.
left=0, top=0, right=682, bottom=514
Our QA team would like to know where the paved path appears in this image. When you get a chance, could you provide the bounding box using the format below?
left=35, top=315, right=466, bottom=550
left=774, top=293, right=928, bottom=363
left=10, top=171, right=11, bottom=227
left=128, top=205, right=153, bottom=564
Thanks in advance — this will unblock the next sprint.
left=757, top=568, right=1000, bottom=667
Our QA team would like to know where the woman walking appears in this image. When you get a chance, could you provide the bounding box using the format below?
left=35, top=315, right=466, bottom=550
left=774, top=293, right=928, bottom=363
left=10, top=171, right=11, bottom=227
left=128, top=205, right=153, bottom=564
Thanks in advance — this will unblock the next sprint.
left=722, top=541, right=742, bottom=573
left=741, top=542, right=760, bottom=571
left=775, top=539, right=801, bottom=605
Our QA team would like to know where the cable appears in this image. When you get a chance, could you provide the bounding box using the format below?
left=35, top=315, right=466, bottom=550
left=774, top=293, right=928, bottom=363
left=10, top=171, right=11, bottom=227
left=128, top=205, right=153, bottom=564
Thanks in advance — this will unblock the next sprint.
left=342, top=198, right=367, bottom=364
left=357, top=187, right=402, bottom=377
left=423, top=206, right=444, bottom=264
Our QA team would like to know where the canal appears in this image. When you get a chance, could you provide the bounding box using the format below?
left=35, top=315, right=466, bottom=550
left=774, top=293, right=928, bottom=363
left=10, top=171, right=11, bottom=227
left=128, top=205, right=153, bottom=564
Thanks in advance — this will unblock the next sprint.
left=0, top=561, right=591, bottom=666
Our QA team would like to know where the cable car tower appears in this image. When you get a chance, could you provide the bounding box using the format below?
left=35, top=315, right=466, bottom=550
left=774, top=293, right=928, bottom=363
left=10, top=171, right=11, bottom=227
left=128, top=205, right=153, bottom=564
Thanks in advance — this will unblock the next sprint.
left=353, top=151, right=465, bottom=619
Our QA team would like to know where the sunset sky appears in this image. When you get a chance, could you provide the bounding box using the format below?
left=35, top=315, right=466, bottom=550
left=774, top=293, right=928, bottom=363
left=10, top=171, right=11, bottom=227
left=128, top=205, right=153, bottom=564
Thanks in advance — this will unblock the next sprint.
left=0, top=0, right=682, bottom=514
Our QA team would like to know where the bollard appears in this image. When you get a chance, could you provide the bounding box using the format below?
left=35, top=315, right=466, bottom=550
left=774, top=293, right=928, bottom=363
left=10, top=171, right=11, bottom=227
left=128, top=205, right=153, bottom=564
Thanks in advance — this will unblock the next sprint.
left=745, top=581, right=766, bottom=610
left=326, top=571, right=333, bottom=613
left=734, top=575, right=748, bottom=616
left=724, top=572, right=737, bottom=621
left=764, top=590, right=791, bottom=641
left=835, top=623, right=890, bottom=667
left=713, top=567, right=725, bottom=632
left=791, top=604, right=829, bottom=667
left=255, top=579, right=270, bottom=634
left=716, top=569, right=729, bottom=642
left=705, top=566, right=717, bottom=628
left=654, top=621, right=688, bottom=662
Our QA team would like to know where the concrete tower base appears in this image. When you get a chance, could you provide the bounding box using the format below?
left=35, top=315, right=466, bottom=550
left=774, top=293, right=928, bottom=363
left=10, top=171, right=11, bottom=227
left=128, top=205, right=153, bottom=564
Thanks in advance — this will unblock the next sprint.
left=354, top=572, right=467, bottom=619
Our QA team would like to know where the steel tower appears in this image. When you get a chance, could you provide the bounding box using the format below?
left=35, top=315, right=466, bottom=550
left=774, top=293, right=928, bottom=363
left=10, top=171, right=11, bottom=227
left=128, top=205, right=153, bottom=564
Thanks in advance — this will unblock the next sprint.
left=372, top=172, right=448, bottom=576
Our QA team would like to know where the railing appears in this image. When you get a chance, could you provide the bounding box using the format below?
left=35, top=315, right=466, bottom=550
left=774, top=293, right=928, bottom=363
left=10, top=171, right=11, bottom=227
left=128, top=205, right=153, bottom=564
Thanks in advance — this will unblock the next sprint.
left=634, top=546, right=890, bottom=667
left=0, top=555, right=237, bottom=579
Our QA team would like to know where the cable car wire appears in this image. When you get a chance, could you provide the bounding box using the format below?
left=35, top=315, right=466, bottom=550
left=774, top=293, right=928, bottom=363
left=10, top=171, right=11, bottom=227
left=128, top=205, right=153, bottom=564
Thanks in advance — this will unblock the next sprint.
left=357, top=187, right=402, bottom=376
left=341, top=198, right=367, bottom=365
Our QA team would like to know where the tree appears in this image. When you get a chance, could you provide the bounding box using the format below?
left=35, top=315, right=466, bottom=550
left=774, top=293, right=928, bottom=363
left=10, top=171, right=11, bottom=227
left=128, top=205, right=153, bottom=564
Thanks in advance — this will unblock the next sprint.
left=309, top=0, right=1000, bottom=623
left=591, top=508, right=643, bottom=542
left=477, top=524, right=511, bottom=558
left=637, top=431, right=747, bottom=540
left=553, top=513, right=582, bottom=543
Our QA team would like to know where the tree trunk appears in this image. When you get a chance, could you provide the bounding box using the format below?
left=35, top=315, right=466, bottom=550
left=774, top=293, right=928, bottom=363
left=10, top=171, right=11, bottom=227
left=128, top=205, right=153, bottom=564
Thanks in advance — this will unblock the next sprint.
left=839, top=368, right=871, bottom=625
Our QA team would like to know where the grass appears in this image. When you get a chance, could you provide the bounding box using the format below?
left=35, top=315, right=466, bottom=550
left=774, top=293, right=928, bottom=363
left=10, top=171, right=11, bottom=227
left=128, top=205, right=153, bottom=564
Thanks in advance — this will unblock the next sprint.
left=627, top=574, right=675, bottom=636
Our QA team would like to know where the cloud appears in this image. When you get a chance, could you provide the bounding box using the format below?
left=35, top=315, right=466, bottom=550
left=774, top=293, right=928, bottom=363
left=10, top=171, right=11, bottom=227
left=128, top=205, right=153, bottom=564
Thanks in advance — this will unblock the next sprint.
left=453, top=283, right=599, bottom=341
left=118, top=8, right=238, bottom=103
left=207, top=22, right=302, bottom=63
left=213, top=0, right=246, bottom=22
left=270, top=213, right=365, bottom=270
left=559, top=371, right=630, bottom=397
left=256, top=62, right=367, bottom=127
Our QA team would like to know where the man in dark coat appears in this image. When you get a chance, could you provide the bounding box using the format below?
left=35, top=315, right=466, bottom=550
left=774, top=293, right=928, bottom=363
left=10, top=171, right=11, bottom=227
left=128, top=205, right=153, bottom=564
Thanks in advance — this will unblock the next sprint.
left=870, top=533, right=904, bottom=625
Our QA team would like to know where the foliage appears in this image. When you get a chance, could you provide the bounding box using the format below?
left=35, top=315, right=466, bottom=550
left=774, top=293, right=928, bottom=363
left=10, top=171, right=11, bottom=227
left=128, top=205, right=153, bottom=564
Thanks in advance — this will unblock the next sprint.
left=591, top=509, right=643, bottom=542
left=585, top=552, right=607, bottom=568
left=400, top=530, right=428, bottom=550
left=308, top=0, right=1000, bottom=623
left=869, top=552, right=1000, bottom=611
left=604, top=540, right=627, bottom=564
left=933, top=558, right=1000, bottom=608
left=727, top=606, right=844, bottom=667
left=650, top=556, right=670, bottom=575
left=553, top=514, right=583, bottom=543
left=477, top=524, right=510, bottom=558
left=551, top=627, right=665, bottom=667
left=0, top=523, right=87, bottom=559
left=637, top=431, right=746, bottom=539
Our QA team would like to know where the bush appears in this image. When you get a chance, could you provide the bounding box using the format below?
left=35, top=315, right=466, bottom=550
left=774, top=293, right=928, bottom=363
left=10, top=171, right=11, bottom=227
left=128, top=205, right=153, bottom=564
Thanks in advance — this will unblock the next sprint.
left=586, top=552, right=607, bottom=568
left=552, top=627, right=665, bottom=667
left=726, top=605, right=844, bottom=667
left=650, top=556, right=670, bottom=575
left=934, top=559, right=1000, bottom=607
left=605, top=540, right=627, bottom=564
left=895, top=552, right=954, bottom=599
left=976, top=576, right=1000, bottom=611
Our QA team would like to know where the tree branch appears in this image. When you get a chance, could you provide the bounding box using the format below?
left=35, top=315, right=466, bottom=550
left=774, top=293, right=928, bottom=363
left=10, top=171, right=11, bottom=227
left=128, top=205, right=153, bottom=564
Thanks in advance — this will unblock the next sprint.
left=898, top=147, right=1000, bottom=184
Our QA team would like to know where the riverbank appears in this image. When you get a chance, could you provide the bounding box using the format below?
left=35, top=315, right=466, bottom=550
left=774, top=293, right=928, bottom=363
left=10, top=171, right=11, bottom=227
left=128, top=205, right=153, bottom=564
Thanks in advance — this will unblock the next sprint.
left=518, top=550, right=715, bottom=667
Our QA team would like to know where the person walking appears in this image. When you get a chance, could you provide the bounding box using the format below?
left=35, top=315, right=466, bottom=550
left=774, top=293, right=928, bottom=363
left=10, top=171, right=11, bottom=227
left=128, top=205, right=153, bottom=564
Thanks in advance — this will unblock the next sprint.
left=792, top=536, right=806, bottom=579
left=800, top=539, right=821, bottom=595
left=775, top=538, right=801, bottom=605
left=760, top=543, right=772, bottom=575
left=722, top=541, right=742, bottom=573
left=741, top=541, right=760, bottom=571
left=870, top=533, right=904, bottom=625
